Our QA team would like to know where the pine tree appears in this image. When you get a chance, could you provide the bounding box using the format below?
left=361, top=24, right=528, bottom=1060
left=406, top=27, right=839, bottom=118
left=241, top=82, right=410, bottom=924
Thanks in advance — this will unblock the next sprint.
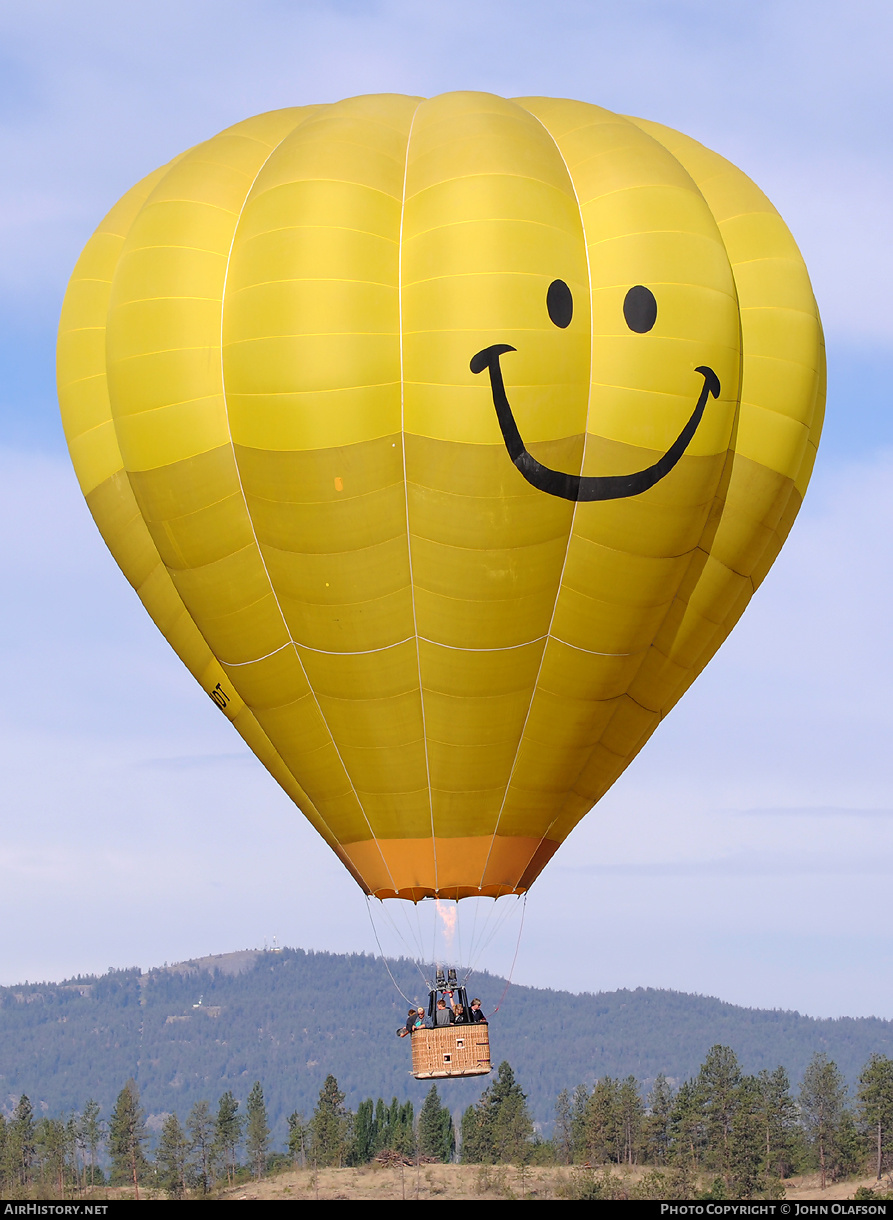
left=371, top=1098, right=389, bottom=1156
left=800, top=1053, right=849, bottom=1190
left=8, top=1095, right=36, bottom=1190
left=569, top=1083, right=589, bottom=1162
left=726, top=1075, right=768, bottom=1199
left=245, top=1081, right=271, bottom=1179
left=492, top=1062, right=534, bottom=1163
left=858, top=1053, right=893, bottom=1180
left=581, top=1078, right=618, bottom=1164
left=554, top=1089, right=574, bottom=1165
left=461, top=1061, right=533, bottom=1164
left=696, top=1044, right=743, bottom=1182
left=461, top=1104, right=481, bottom=1163
left=310, top=1075, right=350, bottom=1168
left=617, top=1076, right=644, bottom=1165
left=213, top=1091, right=244, bottom=1185
left=378, top=1098, right=400, bottom=1154
left=391, top=1099, right=416, bottom=1158
left=669, top=1078, right=703, bottom=1170
left=287, top=1111, right=308, bottom=1167
left=350, top=1100, right=374, bottom=1165
left=155, top=1113, right=189, bottom=1199
left=78, top=1100, right=104, bottom=1191
left=833, top=1109, right=862, bottom=1183
left=755, top=1066, right=799, bottom=1182
left=65, top=1115, right=81, bottom=1195
left=643, top=1074, right=674, bottom=1166
left=107, top=1080, right=149, bottom=1198
left=34, top=1117, right=67, bottom=1198
left=418, top=1086, right=454, bottom=1162
left=185, top=1100, right=214, bottom=1195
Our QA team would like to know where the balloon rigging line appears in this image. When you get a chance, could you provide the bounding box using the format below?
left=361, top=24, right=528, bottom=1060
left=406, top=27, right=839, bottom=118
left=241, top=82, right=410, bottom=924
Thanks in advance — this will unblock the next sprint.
left=470, top=895, right=519, bottom=973
left=367, top=893, right=525, bottom=1002
left=364, top=897, right=422, bottom=1006
left=466, top=897, right=483, bottom=973
left=492, top=894, right=528, bottom=1014
left=463, top=894, right=526, bottom=984
left=368, top=897, right=431, bottom=992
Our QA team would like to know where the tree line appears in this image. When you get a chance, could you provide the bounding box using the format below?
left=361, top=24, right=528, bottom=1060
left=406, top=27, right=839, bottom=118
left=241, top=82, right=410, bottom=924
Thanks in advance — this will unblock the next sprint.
left=549, top=1047, right=893, bottom=1198
left=0, top=1074, right=456, bottom=1199
left=1, top=1046, right=892, bottom=1199
left=5, top=949, right=893, bottom=1137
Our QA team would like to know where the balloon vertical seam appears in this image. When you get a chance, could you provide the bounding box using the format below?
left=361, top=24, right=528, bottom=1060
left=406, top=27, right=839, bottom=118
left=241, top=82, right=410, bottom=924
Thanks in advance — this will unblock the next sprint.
left=476, top=105, right=596, bottom=895
left=397, top=98, right=439, bottom=894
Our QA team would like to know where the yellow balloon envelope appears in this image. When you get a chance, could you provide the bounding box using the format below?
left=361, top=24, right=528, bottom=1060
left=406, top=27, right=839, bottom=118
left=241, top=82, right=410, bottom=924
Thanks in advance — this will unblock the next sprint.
left=57, top=93, right=824, bottom=901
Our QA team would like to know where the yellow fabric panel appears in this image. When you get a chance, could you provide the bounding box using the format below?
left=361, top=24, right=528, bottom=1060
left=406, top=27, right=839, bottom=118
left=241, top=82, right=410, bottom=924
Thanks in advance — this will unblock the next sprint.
left=412, top=533, right=569, bottom=603
left=538, top=639, right=645, bottom=701
left=57, top=129, right=355, bottom=886
left=422, top=637, right=545, bottom=840
left=539, top=113, right=824, bottom=848
left=402, top=94, right=591, bottom=447
left=59, top=93, right=823, bottom=901
left=424, top=688, right=532, bottom=747
left=317, top=690, right=423, bottom=749
left=220, top=648, right=310, bottom=709
left=280, top=588, right=415, bottom=654
left=81, top=474, right=156, bottom=588
left=58, top=167, right=175, bottom=494
left=223, top=94, right=418, bottom=451
left=296, top=639, right=419, bottom=700
left=216, top=97, right=430, bottom=838
left=235, top=437, right=406, bottom=548
left=399, top=93, right=593, bottom=854
left=107, top=113, right=311, bottom=436
left=406, top=434, right=575, bottom=545
left=420, top=636, right=545, bottom=694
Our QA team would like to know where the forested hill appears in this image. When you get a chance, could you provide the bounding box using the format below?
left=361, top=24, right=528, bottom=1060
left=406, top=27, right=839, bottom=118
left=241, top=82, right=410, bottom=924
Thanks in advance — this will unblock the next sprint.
left=1, top=947, right=891, bottom=1143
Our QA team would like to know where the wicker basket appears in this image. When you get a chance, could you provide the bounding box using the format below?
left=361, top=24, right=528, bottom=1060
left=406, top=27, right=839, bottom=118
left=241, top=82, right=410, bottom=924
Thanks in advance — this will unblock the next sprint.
left=410, top=1023, right=491, bottom=1079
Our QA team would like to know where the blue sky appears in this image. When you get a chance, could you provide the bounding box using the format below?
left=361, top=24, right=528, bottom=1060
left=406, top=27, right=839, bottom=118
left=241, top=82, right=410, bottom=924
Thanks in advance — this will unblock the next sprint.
left=1, top=0, right=892, bottom=1019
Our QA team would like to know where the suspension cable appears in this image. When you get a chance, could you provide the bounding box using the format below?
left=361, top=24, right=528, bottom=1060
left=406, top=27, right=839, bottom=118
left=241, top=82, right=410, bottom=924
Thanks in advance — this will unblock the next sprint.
left=491, top=894, right=527, bottom=1014
left=463, top=894, right=525, bottom=984
left=364, top=896, right=426, bottom=1004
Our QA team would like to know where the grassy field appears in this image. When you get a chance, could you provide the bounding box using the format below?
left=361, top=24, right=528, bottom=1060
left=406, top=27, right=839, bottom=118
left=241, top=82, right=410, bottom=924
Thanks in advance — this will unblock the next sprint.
left=205, top=1162, right=893, bottom=1202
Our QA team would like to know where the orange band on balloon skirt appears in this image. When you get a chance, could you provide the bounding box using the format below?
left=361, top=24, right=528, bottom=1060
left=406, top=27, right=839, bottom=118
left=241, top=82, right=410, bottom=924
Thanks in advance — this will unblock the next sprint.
left=340, top=834, right=561, bottom=901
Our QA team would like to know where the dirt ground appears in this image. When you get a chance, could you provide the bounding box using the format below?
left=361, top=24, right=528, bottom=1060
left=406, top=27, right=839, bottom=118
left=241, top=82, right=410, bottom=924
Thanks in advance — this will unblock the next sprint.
left=215, top=1162, right=893, bottom=1202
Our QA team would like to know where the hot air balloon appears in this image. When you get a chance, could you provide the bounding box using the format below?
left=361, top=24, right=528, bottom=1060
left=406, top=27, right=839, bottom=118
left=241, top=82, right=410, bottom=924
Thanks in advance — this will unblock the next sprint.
left=57, top=94, right=823, bottom=1074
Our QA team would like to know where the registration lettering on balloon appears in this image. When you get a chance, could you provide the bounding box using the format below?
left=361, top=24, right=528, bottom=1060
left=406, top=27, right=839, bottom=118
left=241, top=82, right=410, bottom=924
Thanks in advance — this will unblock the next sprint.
left=58, top=93, right=824, bottom=905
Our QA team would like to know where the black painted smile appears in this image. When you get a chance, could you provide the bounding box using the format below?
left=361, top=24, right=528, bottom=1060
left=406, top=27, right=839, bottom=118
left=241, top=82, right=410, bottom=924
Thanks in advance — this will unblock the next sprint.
left=470, top=344, right=721, bottom=502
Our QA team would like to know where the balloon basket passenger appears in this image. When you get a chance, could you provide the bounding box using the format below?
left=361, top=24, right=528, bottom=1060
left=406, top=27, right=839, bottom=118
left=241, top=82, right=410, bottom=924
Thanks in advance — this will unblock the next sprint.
left=399, top=969, right=491, bottom=1080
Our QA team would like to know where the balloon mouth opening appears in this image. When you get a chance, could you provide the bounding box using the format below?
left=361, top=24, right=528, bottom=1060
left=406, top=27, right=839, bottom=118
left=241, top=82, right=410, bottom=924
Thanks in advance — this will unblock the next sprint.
left=370, top=883, right=527, bottom=903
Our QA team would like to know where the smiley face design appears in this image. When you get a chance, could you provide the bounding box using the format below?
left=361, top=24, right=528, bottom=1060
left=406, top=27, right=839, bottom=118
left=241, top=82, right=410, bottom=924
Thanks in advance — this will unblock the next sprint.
left=471, top=280, right=721, bottom=502
left=58, top=92, right=823, bottom=904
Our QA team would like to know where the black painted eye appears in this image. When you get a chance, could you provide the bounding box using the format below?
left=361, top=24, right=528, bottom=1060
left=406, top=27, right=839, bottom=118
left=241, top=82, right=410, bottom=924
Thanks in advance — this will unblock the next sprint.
left=623, top=285, right=657, bottom=333
left=547, top=279, right=573, bottom=328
